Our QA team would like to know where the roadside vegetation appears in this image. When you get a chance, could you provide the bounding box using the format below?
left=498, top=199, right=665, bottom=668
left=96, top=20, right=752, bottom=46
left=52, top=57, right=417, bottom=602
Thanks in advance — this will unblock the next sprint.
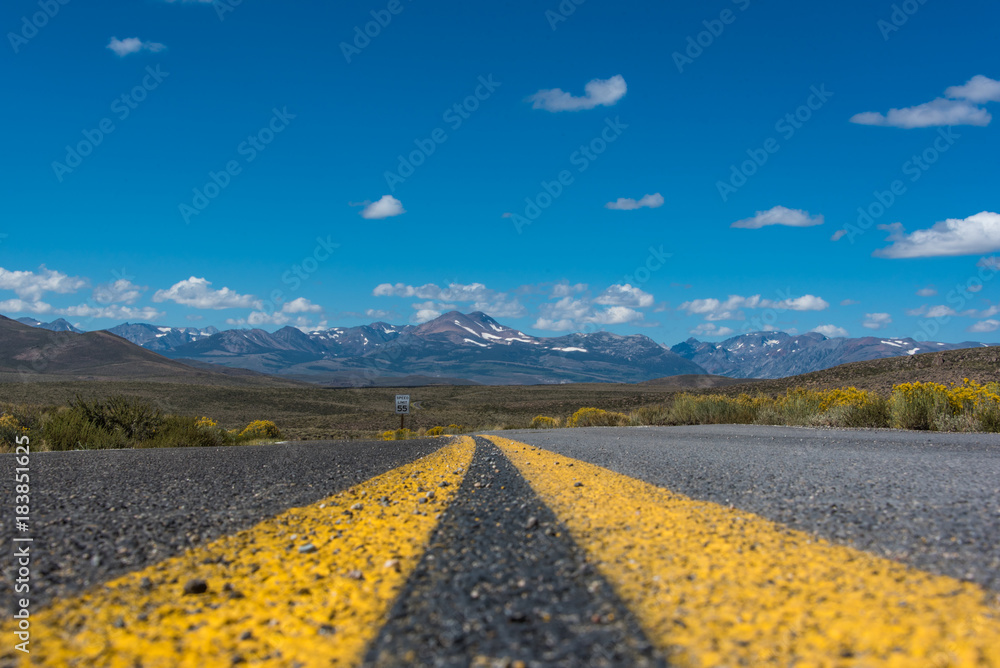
left=4, top=376, right=1000, bottom=450
left=521, top=380, right=1000, bottom=434
left=0, top=395, right=283, bottom=452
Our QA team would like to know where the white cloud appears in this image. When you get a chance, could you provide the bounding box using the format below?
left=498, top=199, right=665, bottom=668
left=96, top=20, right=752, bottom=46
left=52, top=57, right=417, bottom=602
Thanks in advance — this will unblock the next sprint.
left=365, top=309, right=394, bottom=320
left=375, top=282, right=525, bottom=319
left=594, top=284, right=654, bottom=308
left=412, top=308, right=441, bottom=324
left=830, top=229, right=848, bottom=241
left=916, top=286, right=938, bottom=297
left=874, top=211, right=1000, bottom=258
left=731, top=206, right=824, bottom=229
left=59, top=304, right=165, bottom=320
left=360, top=195, right=405, bottom=220
left=534, top=297, right=643, bottom=331
left=811, top=324, right=849, bottom=338
left=773, top=295, right=829, bottom=311
left=153, top=277, right=261, bottom=310
left=373, top=282, right=437, bottom=298
left=863, top=313, right=892, bottom=330
left=107, top=37, right=166, bottom=57
left=0, top=299, right=53, bottom=315
left=907, top=303, right=1000, bottom=319
left=840, top=299, right=860, bottom=306
left=605, top=193, right=664, bottom=211
left=551, top=282, right=588, bottom=298
left=850, top=75, right=1000, bottom=128
left=0, top=265, right=88, bottom=300
left=969, top=319, right=1000, bottom=333
left=282, top=297, right=321, bottom=314
left=527, top=75, right=627, bottom=112
left=690, top=323, right=735, bottom=337
left=93, top=279, right=144, bottom=305
left=679, top=293, right=828, bottom=321
left=946, top=75, right=1000, bottom=104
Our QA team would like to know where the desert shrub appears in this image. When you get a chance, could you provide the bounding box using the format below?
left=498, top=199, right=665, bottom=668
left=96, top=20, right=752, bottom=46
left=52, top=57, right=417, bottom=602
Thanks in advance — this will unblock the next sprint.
left=824, top=397, right=891, bottom=428
left=567, top=407, right=629, bottom=428
left=72, top=395, right=163, bottom=441
left=195, top=416, right=218, bottom=429
left=42, top=408, right=126, bottom=451
left=426, top=425, right=445, bottom=436
left=889, top=382, right=956, bottom=430
left=0, top=414, right=29, bottom=448
left=529, top=415, right=559, bottom=429
left=443, top=424, right=465, bottom=434
left=669, top=393, right=762, bottom=425
left=381, top=428, right=415, bottom=441
left=142, top=416, right=230, bottom=448
left=238, top=420, right=282, bottom=441
left=628, top=405, right=672, bottom=426
left=976, top=406, right=1000, bottom=432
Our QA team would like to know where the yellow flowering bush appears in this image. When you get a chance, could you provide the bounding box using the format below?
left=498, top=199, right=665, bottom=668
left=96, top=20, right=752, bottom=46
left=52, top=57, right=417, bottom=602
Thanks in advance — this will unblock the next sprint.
left=890, top=379, right=1000, bottom=431
left=567, top=407, right=629, bottom=427
left=0, top=414, right=28, bottom=448
left=426, top=425, right=445, bottom=436
left=238, top=420, right=282, bottom=440
left=381, top=428, right=414, bottom=441
left=530, top=415, right=559, bottom=429
left=194, top=416, right=218, bottom=429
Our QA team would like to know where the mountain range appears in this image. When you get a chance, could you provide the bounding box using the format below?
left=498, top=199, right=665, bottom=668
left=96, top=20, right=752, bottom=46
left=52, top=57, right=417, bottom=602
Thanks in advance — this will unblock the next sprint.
left=5, top=311, right=997, bottom=385
left=670, top=331, right=996, bottom=379
left=106, top=311, right=705, bottom=385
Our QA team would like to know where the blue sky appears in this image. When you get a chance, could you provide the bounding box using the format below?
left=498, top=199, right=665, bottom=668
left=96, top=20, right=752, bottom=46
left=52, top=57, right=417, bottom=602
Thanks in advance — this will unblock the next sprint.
left=3, top=0, right=999, bottom=344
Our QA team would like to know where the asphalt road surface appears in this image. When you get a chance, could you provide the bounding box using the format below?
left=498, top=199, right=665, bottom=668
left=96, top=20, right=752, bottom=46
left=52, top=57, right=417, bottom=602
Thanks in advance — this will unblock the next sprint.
left=2, top=426, right=999, bottom=666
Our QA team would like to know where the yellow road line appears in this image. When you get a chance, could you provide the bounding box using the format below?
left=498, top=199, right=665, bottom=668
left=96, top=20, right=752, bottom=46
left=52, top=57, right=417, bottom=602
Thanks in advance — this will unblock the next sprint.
left=5, top=437, right=475, bottom=668
left=488, top=436, right=1000, bottom=667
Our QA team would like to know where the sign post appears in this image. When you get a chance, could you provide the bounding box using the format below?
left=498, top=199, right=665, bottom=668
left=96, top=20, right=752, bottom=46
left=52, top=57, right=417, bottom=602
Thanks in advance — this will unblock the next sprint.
left=395, top=394, right=410, bottom=430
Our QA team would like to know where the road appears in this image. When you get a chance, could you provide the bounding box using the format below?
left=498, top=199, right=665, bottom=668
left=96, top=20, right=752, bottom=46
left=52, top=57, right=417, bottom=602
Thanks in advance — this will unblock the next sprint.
left=2, top=426, right=999, bottom=666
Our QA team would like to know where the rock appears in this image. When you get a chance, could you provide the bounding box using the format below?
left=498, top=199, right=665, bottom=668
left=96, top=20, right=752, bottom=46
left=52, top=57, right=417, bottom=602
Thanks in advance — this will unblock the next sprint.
left=183, top=579, right=208, bottom=595
left=298, top=543, right=318, bottom=554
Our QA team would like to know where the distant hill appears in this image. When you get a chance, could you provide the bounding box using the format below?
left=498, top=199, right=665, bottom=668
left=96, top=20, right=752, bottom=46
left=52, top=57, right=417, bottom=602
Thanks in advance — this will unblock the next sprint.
left=0, top=316, right=302, bottom=386
left=672, top=331, right=996, bottom=379
left=722, top=346, right=1000, bottom=395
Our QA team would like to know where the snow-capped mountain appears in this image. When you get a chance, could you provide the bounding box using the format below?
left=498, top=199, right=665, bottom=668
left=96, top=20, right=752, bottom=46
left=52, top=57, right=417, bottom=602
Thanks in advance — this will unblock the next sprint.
left=671, top=331, right=996, bottom=379
left=105, top=323, right=220, bottom=353
left=16, top=317, right=83, bottom=333
left=107, top=311, right=707, bottom=385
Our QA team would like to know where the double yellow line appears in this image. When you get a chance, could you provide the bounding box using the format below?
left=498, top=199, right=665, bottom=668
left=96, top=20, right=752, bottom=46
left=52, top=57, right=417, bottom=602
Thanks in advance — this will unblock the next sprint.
left=5, top=435, right=999, bottom=666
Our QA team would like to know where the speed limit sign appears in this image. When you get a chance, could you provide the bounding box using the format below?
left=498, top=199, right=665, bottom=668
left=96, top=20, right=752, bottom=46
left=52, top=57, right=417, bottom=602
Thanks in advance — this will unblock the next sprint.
left=395, top=395, right=410, bottom=415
